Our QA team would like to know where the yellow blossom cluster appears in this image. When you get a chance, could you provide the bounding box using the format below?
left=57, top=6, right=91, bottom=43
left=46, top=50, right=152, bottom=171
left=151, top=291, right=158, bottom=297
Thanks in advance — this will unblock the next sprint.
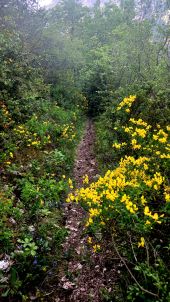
left=164, top=187, right=170, bottom=202
left=135, top=128, right=147, bottom=138
left=93, top=244, right=101, bottom=252
left=62, top=123, right=76, bottom=141
left=131, top=139, right=141, bottom=150
left=129, top=118, right=150, bottom=128
left=0, top=102, right=13, bottom=128
left=13, top=125, right=51, bottom=148
left=117, top=117, right=169, bottom=159
left=144, top=205, right=164, bottom=223
left=153, top=129, right=168, bottom=143
left=166, top=126, right=170, bottom=131
left=4, top=152, right=14, bottom=166
left=14, top=125, right=41, bottom=147
left=5, top=161, right=11, bottom=165
left=117, top=95, right=136, bottom=111
left=112, top=142, right=127, bottom=149
left=138, top=237, right=145, bottom=248
left=67, top=95, right=169, bottom=252
left=87, top=237, right=101, bottom=252
left=121, top=194, right=138, bottom=214
left=123, top=122, right=150, bottom=138
left=67, top=156, right=167, bottom=231
left=83, top=174, right=89, bottom=184
left=68, top=178, right=74, bottom=189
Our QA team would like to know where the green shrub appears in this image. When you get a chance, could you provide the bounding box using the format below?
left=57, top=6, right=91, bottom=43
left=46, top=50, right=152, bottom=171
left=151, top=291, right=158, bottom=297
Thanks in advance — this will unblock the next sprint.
left=68, top=95, right=170, bottom=301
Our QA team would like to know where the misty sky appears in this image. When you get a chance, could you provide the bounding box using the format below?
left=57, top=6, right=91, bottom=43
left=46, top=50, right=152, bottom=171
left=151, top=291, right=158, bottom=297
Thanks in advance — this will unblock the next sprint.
left=39, top=0, right=53, bottom=7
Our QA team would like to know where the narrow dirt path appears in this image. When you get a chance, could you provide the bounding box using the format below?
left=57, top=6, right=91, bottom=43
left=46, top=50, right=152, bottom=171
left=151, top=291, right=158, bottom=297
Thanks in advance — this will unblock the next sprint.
left=57, top=120, right=103, bottom=301
left=57, top=120, right=119, bottom=302
left=73, top=119, right=98, bottom=187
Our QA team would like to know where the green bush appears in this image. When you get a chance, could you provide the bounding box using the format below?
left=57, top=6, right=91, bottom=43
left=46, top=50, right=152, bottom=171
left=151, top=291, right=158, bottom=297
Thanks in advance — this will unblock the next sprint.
left=0, top=93, right=84, bottom=299
left=68, top=95, right=170, bottom=301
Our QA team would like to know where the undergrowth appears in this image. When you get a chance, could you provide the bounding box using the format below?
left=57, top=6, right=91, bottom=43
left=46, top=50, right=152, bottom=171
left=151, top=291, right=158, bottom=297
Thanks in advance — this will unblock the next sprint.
left=0, top=97, right=85, bottom=300
left=68, top=95, right=170, bottom=301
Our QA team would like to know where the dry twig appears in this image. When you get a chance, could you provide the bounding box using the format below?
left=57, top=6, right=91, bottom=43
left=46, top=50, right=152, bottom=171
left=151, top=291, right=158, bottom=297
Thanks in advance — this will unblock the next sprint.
left=112, top=237, right=158, bottom=298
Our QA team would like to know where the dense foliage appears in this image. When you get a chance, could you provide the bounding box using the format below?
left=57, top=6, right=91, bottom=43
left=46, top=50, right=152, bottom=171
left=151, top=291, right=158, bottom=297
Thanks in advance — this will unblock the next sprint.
left=0, top=0, right=85, bottom=299
left=0, top=0, right=169, bottom=300
left=69, top=95, right=170, bottom=301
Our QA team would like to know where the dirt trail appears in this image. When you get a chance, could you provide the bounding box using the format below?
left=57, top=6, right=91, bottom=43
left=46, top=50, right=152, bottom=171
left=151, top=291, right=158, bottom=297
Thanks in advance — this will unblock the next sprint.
left=74, top=119, right=98, bottom=187
left=58, top=120, right=118, bottom=302
left=58, top=120, right=103, bottom=301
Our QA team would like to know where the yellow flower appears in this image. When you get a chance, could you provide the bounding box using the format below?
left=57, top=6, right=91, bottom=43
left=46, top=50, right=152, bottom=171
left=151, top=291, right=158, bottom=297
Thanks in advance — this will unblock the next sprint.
left=154, top=184, right=158, bottom=190
left=112, top=143, right=121, bottom=149
left=165, top=193, right=170, bottom=202
left=152, top=213, right=158, bottom=221
left=42, top=266, right=47, bottom=272
left=93, top=244, right=100, bottom=252
left=138, top=237, right=145, bottom=248
left=129, top=118, right=149, bottom=127
left=86, top=217, right=93, bottom=226
left=87, top=237, right=92, bottom=244
left=68, top=178, right=73, bottom=189
left=68, top=193, right=75, bottom=202
left=131, top=139, right=137, bottom=145
left=117, top=95, right=136, bottom=111
left=153, top=135, right=158, bottom=140
left=159, top=137, right=167, bottom=143
left=135, top=128, right=147, bottom=138
left=144, top=206, right=151, bottom=216
left=154, top=172, right=164, bottom=185
left=89, top=208, right=101, bottom=217
left=143, top=163, right=148, bottom=170
left=5, top=161, right=11, bottom=165
left=141, top=195, right=147, bottom=205
left=121, top=194, right=129, bottom=203
left=9, top=152, right=13, bottom=158
left=166, top=126, right=170, bottom=131
left=132, top=144, right=141, bottom=150
left=145, top=220, right=151, bottom=225
left=83, top=174, right=89, bottom=184
left=124, top=127, right=131, bottom=133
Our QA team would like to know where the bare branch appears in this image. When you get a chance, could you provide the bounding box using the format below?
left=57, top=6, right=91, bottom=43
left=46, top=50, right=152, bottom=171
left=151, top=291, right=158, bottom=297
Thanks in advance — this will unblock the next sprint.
left=112, top=236, right=159, bottom=298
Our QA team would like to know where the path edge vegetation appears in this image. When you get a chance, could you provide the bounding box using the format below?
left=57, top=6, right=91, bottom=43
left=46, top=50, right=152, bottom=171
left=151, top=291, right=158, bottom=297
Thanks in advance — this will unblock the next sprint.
left=0, top=0, right=170, bottom=300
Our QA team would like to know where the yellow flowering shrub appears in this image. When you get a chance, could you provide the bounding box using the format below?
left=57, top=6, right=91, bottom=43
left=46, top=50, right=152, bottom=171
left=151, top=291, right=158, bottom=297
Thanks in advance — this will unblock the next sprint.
left=117, top=95, right=136, bottom=111
left=113, top=115, right=170, bottom=165
left=67, top=96, right=170, bottom=267
left=68, top=155, right=167, bottom=233
left=66, top=95, right=170, bottom=299
left=13, top=124, right=51, bottom=148
left=61, top=123, right=76, bottom=141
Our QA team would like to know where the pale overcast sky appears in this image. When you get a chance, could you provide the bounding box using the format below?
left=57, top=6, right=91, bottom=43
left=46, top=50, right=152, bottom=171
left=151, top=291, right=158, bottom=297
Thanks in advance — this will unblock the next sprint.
left=39, top=0, right=53, bottom=7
